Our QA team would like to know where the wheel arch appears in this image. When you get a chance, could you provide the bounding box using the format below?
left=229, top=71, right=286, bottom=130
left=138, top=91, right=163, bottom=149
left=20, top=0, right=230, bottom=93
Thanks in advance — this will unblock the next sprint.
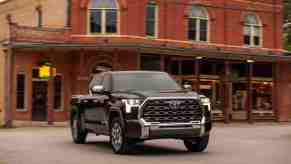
left=108, top=109, right=125, bottom=127
left=70, top=104, right=82, bottom=125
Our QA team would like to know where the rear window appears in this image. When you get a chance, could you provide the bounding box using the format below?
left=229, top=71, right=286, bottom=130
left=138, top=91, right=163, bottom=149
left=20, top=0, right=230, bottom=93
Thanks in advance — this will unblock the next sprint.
left=89, top=73, right=104, bottom=89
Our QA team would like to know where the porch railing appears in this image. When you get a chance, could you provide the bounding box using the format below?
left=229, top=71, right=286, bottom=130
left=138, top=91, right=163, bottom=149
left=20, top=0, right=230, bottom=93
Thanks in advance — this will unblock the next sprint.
left=9, top=23, right=71, bottom=43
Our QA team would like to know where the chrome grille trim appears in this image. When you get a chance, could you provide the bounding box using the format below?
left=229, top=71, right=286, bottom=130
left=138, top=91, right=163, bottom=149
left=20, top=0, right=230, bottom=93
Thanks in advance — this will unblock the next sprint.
left=140, top=97, right=203, bottom=123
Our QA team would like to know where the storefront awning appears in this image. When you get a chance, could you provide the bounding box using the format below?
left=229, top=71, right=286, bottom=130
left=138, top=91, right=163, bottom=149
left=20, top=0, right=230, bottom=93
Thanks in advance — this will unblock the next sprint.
left=5, top=42, right=291, bottom=63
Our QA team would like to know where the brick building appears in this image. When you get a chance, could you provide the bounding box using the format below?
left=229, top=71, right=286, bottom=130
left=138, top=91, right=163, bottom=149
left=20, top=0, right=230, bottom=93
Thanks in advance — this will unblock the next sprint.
left=0, top=0, right=68, bottom=126
left=1, top=0, right=291, bottom=127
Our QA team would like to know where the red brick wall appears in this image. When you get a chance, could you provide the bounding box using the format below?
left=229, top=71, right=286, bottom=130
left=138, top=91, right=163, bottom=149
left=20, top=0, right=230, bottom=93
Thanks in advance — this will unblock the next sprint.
left=117, top=50, right=139, bottom=71
left=11, top=50, right=139, bottom=123
left=71, top=0, right=283, bottom=50
left=13, top=51, right=74, bottom=122
left=275, top=63, right=291, bottom=122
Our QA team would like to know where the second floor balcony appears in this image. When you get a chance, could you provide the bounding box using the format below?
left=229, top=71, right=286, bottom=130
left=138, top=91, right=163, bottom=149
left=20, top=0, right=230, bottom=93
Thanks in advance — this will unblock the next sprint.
left=6, top=21, right=288, bottom=63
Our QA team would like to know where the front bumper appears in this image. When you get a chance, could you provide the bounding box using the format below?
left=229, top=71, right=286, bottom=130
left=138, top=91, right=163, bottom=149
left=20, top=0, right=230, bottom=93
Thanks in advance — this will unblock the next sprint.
left=126, top=118, right=212, bottom=139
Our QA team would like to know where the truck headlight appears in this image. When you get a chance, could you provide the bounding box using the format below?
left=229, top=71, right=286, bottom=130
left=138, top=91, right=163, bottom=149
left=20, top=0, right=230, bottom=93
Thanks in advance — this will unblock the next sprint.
left=124, top=99, right=142, bottom=106
left=200, top=97, right=211, bottom=111
left=201, top=97, right=210, bottom=105
left=122, top=99, right=143, bottom=113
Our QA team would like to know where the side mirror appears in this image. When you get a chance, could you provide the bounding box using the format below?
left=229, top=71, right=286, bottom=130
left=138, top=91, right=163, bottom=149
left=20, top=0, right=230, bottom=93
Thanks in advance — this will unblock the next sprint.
left=91, top=85, right=105, bottom=94
left=183, top=84, right=192, bottom=91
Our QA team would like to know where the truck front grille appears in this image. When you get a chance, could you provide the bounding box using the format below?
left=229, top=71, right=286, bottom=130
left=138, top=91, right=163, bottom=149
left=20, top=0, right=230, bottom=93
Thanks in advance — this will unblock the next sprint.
left=141, top=98, right=203, bottom=123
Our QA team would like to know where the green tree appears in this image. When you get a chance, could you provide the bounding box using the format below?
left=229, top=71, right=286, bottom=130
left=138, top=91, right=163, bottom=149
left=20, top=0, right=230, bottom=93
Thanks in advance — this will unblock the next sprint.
left=284, top=0, right=291, bottom=22
left=284, top=0, right=291, bottom=51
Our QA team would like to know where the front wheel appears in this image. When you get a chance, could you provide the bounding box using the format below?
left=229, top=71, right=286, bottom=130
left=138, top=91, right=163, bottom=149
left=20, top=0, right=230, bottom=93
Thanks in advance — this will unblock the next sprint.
left=183, top=135, right=209, bottom=152
left=110, top=117, right=131, bottom=154
left=71, top=114, right=88, bottom=144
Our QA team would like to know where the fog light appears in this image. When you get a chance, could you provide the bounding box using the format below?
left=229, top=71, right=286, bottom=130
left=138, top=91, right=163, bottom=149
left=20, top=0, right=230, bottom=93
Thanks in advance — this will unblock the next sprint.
left=141, top=127, right=150, bottom=139
left=125, top=107, right=139, bottom=120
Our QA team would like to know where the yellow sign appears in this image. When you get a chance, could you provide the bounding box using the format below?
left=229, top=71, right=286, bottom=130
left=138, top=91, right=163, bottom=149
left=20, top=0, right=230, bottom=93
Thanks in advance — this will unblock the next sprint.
left=39, top=65, right=51, bottom=79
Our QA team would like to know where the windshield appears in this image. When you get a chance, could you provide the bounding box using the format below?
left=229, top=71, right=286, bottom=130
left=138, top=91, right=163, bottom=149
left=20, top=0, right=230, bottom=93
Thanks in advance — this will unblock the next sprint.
left=112, top=72, right=182, bottom=92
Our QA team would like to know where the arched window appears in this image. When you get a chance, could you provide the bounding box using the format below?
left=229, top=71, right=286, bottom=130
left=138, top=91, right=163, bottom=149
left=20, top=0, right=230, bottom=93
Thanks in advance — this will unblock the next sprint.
left=89, top=0, right=118, bottom=34
left=188, top=6, right=209, bottom=42
left=244, top=14, right=262, bottom=47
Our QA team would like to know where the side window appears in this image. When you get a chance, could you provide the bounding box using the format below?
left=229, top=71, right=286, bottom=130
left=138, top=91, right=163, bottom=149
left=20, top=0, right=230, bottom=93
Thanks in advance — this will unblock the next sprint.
left=102, top=74, right=112, bottom=91
left=89, top=73, right=104, bottom=90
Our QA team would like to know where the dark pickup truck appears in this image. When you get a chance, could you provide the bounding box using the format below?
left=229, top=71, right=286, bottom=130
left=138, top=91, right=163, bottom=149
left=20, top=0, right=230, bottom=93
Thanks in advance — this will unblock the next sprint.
left=70, top=71, right=212, bottom=154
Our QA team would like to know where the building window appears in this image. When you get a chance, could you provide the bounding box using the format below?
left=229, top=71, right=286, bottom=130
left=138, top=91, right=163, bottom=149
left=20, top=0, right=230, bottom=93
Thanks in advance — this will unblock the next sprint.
left=170, top=60, right=180, bottom=75
left=188, top=6, right=209, bottom=42
left=16, top=73, right=26, bottom=111
left=36, top=5, right=42, bottom=28
left=140, top=55, right=161, bottom=71
left=244, top=14, right=262, bottom=47
left=181, top=60, right=195, bottom=75
left=146, top=2, right=158, bottom=37
left=53, top=75, right=62, bottom=111
left=89, top=0, right=118, bottom=34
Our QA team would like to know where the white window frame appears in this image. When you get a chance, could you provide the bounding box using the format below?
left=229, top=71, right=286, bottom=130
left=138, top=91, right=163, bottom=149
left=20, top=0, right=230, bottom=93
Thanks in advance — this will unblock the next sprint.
left=188, top=6, right=210, bottom=42
left=188, top=16, right=209, bottom=42
left=53, top=74, right=64, bottom=112
left=87, top=1, right=119, bottom=35
left=146, top=3, right=159, bottom=38
left=244, top=15, right=263, bottom=47
left=16, top=71, right=28, bottom=112
left=244, top=24, right=263, bottom=47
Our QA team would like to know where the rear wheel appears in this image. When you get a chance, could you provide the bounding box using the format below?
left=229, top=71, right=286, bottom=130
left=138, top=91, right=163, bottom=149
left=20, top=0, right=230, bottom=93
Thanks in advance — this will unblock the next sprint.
left=71, top=114, right=88, bottom=144
left=183, top=135, right=209, bottom=152
left=110, top=117, right=131, bottom=154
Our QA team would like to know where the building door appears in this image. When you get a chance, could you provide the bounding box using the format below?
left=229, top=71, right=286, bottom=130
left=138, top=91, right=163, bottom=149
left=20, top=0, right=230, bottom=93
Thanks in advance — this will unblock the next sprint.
left=32, top=81, right=48, bottom=121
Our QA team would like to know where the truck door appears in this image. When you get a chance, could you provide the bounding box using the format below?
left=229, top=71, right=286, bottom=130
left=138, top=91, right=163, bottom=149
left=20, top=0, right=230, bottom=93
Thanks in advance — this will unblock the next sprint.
left=84, top=73, right=104, bottom=131
left=97, top=73, right=111, bottom=132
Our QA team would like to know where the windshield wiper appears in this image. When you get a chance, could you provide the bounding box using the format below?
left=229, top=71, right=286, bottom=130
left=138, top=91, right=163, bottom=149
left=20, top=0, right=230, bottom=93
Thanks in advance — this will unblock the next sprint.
left=114, top=89, right=139, bottom=93
left=159, top=89, right=184, bottom=93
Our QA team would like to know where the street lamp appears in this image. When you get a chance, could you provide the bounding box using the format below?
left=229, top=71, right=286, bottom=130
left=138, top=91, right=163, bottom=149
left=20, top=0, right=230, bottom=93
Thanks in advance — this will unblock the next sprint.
left=247, top=59, right=255, bottom=63
left=196, top=56, right=203, bottom=60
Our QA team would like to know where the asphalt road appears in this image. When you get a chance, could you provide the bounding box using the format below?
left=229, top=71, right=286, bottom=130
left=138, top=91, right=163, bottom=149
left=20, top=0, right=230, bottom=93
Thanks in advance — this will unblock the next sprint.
left=0, top=123, right=291, bottom=164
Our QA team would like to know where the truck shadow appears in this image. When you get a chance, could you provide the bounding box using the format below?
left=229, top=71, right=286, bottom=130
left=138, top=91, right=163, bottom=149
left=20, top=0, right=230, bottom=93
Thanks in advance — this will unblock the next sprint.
left=85, top=140, right=210, bottom=156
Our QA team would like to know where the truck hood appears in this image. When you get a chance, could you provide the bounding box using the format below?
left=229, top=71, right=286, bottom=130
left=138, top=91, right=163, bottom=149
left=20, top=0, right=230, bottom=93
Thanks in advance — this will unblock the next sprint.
left=112, top=90, right=200, bottom=100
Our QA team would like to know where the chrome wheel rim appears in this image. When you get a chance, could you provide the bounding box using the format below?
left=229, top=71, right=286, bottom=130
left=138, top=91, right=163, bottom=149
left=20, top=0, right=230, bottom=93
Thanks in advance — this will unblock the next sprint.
left=111, top=122, right=123, bottom=151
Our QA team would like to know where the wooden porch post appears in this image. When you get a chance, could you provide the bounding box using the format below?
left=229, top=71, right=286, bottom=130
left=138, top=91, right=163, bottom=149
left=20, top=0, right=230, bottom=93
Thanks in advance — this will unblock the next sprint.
left=272, top=62, right=279, bottom=121
left=160, top=55, right=165, bottom=72
left=47, top=79, right=54, bottom=125
left=166, top=57, right=171, bottom=73
left=195, top=58, right=200, bottom=93
left=224, top=61, right=231, bottom=123
left=75, top=50, right=85, bottom=94
left=247, top=62, right=254, bottom=123
left=4, top=48, right=14, bottom=128
left=112, top=50, right=119, bottom=71
left=47, top=50, right=58, bottom=125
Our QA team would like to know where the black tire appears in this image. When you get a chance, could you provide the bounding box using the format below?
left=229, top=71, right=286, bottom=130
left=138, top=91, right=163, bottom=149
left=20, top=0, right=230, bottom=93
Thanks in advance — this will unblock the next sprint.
left=183, top=135, right=209, bottom=152
left=71, top=113, right=88, bottom=144
left=110, top=117, right=131, bottom=154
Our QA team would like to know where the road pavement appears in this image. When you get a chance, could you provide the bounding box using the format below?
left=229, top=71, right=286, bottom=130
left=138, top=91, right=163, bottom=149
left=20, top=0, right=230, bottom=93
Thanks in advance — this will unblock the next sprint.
left=0, top=123, right=291, bottom=164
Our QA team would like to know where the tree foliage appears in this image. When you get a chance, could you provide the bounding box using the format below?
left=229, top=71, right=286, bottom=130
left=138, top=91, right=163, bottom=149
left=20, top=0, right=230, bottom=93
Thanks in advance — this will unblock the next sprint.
left=284, top=0, right=291, bottom=23
left=284, top=0, right=291, bottom=51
